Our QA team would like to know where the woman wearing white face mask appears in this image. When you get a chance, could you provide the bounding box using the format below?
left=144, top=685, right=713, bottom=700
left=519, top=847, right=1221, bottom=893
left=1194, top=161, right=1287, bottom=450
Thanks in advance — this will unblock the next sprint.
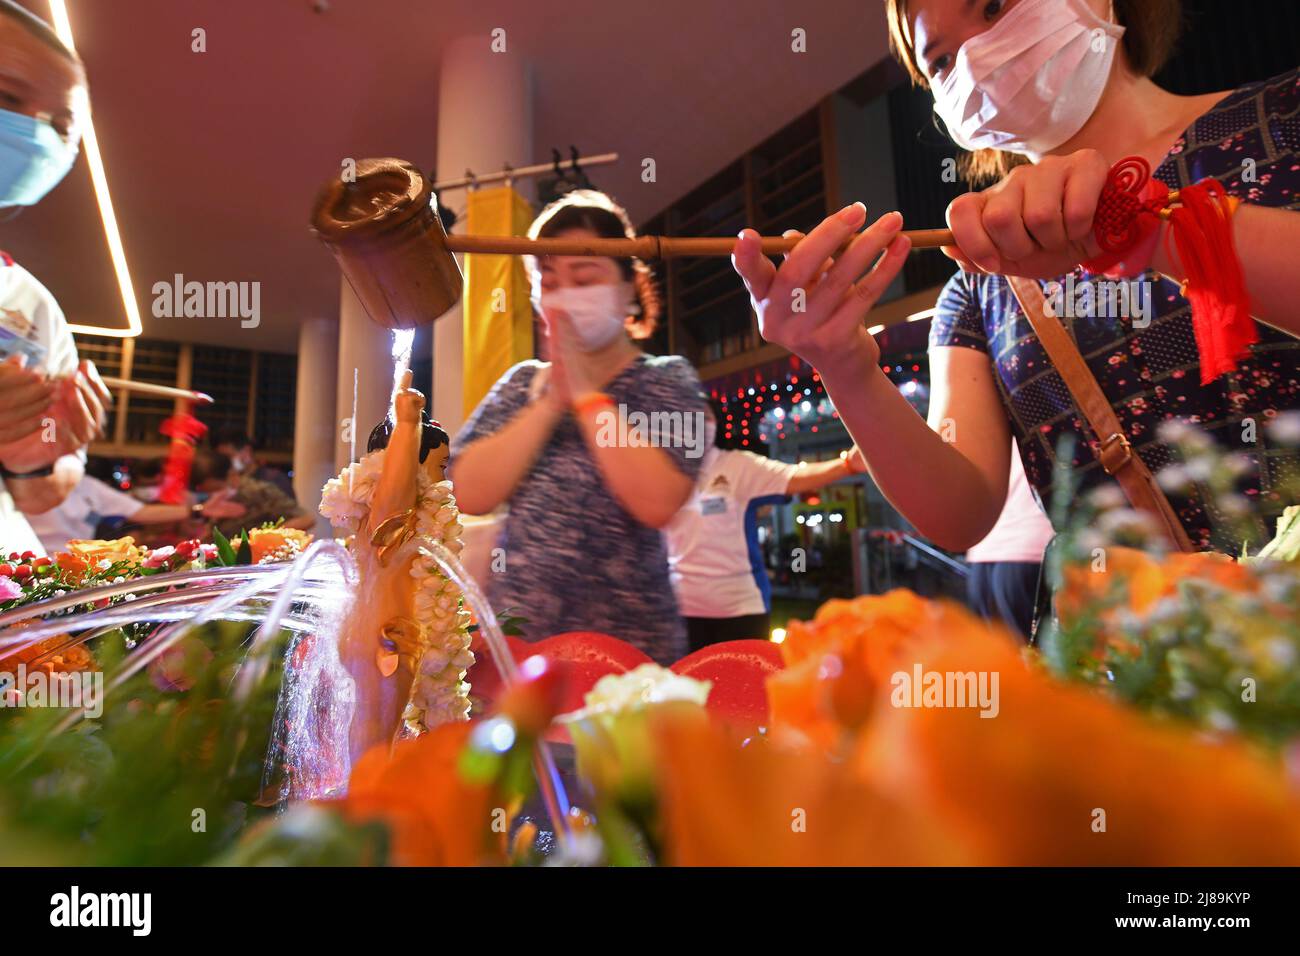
left=733, top=0, right=1300, bottom=557
left=451, top=190, right=709, bottom=664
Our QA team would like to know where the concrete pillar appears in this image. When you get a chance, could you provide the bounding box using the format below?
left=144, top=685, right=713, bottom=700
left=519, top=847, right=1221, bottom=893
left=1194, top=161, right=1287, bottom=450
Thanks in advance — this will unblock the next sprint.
left=334, top=277, right=395, bottom=473
left=431, top=35, right=534, bottom=436
left=292, top=316, right=339, bottom=538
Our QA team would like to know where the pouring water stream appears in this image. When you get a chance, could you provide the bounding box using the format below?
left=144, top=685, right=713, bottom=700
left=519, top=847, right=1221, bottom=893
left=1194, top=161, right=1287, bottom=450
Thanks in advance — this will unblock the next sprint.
left=1, top=537, right=573, bottom=846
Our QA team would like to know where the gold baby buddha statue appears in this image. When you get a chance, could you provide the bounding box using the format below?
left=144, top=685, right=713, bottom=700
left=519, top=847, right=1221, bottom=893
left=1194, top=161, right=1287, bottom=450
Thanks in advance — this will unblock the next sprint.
left=319, top=370, right=473, bottom=764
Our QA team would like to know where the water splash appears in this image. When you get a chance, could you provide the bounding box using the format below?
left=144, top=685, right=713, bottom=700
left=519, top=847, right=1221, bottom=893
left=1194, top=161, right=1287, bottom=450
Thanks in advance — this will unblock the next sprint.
left=256, top=540, right=358, bottom=801
left=1, top=537, right=573, bottom=844
left=0, top=542, right=356, bottom=771
left=390, top=328, right=415, bottom=393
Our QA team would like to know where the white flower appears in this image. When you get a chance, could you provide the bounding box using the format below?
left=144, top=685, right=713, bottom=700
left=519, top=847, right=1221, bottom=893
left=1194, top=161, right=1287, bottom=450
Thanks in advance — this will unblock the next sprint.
left=563, top=663, right=712, bottom=719
left=1267, top=411, right=1300, bottom=445
left=1087, top=485, right=1127, bottom=511
left=1266, top=639, right=1296, bottom=668
left=320, top=449, right=390, bottom=531
left=1218, top=494, right=1252, bottom=518
left=1157, top=464, right=1192, bottom=493
left=1205, top=709, right=1237, bottom=733
left=1098, top=508, right=1158, bottom=539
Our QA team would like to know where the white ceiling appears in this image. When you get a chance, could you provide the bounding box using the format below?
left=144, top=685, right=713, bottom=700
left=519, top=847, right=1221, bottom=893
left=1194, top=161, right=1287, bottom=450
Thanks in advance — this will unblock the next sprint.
left=5, top=0, right=890, bottom=352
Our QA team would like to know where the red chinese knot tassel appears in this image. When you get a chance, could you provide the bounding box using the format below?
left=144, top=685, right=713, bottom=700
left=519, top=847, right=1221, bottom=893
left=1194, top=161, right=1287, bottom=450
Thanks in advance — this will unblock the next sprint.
left=1084, top=156, right=1256, bottom=385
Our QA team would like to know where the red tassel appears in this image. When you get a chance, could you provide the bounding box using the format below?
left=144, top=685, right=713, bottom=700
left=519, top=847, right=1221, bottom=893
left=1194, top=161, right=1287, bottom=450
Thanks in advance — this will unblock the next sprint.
left=1164, top=180, right=1256, bottom=385
left=157, top=406, right=208, bottom=504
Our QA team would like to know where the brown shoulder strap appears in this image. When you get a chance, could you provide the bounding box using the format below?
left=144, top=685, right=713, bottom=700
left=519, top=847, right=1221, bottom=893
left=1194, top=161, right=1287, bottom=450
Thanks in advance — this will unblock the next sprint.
left=1005, top=275, right=1196, bottom=553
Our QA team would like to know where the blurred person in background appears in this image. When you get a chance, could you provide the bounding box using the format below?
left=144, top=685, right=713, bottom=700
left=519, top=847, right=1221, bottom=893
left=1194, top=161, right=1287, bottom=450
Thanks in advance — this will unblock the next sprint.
left=26, top=472, right=244, bottom=556
left=964, top=441, right=1055, bottom=641
left=213, top=427, right=295, bottom=499
left=190, top=449, right=313, bottom=538
left=664, top=397, right=868, bottom=651
left=127, top=457, right=166, bottom=502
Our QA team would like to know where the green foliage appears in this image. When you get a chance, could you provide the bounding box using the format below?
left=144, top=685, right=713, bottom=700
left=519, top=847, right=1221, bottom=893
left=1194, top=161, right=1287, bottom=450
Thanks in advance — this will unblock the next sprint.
left=209, top=528, right=257, bottom=567
left=0, top=621, right=378, bottom=866
left=211, top=527, right=239, bottom=566
left=214, top=805, right=389, bottom=866
left=459, top=716, right=537, bottom=799
left=466, top=607, right=528, bottom=637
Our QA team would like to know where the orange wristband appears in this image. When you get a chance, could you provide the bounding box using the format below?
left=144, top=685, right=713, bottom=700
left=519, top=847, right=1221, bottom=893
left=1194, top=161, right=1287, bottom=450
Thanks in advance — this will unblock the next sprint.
left=572, top=391, right=615, bottom=417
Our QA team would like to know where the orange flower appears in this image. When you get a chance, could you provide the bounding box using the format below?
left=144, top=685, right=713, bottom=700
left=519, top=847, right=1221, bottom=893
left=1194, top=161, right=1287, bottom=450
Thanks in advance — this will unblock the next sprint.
left=0, top=629, right=96, bottom=675
left=652, top=707, right=967, bottom=866
left=1164, top=550, right=1255, bottom=592
left=1057, top=546, right=1161, bottom=623
left=336, top=722, right=505, bottom=866
left=856, top=628, right=1300, bottom=865
left=1058, top=546, right=1256, bottom=629
left=248, top=527, right=312, bottom=563
left=54, top=536, right=144, bottom=577
left=740, top=589, right=1300, bottom=864
left=766, top=590, right=1019, bottom=749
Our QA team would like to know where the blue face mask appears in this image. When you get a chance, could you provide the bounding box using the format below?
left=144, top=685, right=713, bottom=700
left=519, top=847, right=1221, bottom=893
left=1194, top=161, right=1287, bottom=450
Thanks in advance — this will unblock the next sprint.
left=0, top=107, right=79, bottom=207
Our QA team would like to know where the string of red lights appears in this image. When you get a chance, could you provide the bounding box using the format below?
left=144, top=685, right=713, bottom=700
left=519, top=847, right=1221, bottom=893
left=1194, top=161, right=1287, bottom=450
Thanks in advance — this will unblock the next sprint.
left=708, top=353, right=929, bottom=448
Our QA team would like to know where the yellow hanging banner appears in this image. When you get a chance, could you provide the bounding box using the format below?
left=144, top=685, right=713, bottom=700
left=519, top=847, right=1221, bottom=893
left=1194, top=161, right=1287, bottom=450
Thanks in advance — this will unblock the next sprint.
left=462, top=186, right=535, bottom=412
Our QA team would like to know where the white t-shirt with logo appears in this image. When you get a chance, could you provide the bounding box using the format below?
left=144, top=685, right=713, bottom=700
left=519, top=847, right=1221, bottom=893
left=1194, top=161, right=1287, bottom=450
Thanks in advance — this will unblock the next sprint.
left=26, top=475, right=143, bottom=556
left=664, top=447, right=796, bottom=619
left=0, top=256, right=80, bottom=557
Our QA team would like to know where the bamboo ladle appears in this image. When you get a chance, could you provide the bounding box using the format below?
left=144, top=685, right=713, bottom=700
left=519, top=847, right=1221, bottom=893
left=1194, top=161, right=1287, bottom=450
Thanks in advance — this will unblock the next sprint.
left=311, top=158, right=955, bottom=329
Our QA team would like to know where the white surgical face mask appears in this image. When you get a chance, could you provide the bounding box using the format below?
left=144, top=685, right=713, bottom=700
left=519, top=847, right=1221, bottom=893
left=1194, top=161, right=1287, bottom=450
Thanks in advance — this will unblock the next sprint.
left=537, top=281, right=633, bottom=352
left=0, top=107, right=79, bottom=207
left=930, top=0, right=1124, bottom=158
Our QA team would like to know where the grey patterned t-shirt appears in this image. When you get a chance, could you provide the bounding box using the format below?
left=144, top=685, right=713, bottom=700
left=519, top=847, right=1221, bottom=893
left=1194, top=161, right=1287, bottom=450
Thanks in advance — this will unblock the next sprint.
left=451, top=354, right=708, bottom=664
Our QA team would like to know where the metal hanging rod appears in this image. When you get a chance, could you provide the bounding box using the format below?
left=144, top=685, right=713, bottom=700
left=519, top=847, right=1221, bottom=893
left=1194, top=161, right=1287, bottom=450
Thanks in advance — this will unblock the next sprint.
left=431, top=151, right=619, bottom=192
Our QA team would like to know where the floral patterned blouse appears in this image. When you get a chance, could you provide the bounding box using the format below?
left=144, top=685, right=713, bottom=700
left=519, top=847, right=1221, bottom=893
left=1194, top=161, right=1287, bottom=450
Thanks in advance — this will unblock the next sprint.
left=930, top=68, right=1300, bottom=552
left=451, top=354, right=708, bottom=664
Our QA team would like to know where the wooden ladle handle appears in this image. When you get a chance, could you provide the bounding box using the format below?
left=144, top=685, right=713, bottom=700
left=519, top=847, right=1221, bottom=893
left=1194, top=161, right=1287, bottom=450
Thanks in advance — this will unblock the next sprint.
left=443, top=228, right=954, bottom=259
